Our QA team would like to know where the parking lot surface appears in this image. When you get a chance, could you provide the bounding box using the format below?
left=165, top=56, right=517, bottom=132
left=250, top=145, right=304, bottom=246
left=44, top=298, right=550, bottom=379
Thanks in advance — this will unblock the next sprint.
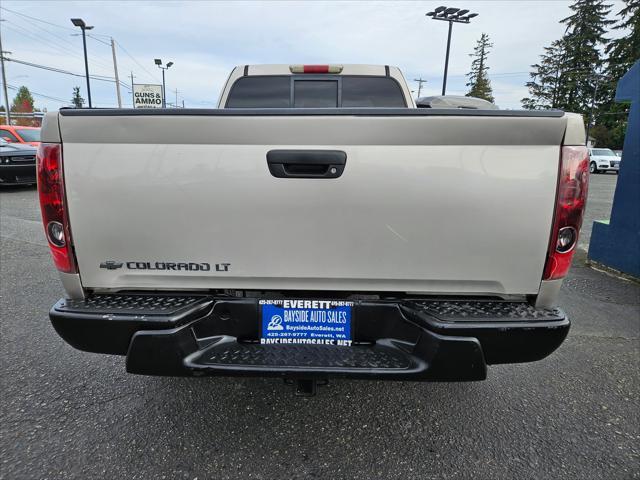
left=1, top=173, right=638, bottom=480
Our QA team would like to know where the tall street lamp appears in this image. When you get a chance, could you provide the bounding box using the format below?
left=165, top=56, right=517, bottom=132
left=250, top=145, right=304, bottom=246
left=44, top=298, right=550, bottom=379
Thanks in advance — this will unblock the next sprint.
left=70, top=18, right=93, bottom=108
left=154, top=59, right=173, bottom=108
left=426, top=6, right=478, bottom=96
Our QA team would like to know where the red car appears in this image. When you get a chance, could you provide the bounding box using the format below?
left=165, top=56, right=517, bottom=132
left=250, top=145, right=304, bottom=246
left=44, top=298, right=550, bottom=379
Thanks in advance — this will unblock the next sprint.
left=0, top=125, right=41, bottom=147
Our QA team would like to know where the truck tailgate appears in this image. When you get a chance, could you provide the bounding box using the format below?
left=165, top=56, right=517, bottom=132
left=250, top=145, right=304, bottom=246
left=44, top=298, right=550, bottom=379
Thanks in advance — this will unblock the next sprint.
left=58, top=109, right=566, bottom=295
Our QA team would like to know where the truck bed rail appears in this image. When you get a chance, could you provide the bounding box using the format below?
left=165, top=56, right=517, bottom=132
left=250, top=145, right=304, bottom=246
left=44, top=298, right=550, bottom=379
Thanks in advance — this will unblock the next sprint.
left=58, top=107, right=565, bottom=118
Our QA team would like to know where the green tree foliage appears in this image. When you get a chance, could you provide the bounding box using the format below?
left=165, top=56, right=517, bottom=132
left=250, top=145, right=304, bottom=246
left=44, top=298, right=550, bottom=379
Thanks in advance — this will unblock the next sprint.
left=522, top=39, right=568, bottom=109
left=605, top=0, right=639, bottom=88
left=10, top=86, right=35, bottom=126
left=71, top=86, right=85, bottom=108
left=10, top=86, right=34, bottom=112
left=559, top=0, right=614, bottom=115
left=595, top=0, right=639, bottom=149
left=466, top=33, right=494, bottom=103
left=522, top=0, right=613, bottom=114
left=520, top=0, right=640, bottom=148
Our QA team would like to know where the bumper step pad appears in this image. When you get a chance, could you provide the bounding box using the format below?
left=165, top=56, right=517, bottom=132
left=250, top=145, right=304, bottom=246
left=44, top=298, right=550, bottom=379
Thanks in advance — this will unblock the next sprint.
left=181, top=336, right=430, bottom=379
left=407, top=300, right=564, bottom=321
left=188, top=338, right=412, bottom=370
left=56, top=294, right=209, bottom=316
left=50, top=294, right=214, bottom=355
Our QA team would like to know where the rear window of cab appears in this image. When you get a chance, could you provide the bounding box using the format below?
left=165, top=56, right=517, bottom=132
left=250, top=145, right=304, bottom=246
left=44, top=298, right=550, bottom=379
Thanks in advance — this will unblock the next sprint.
left=226, top=75, right=407, bottom=108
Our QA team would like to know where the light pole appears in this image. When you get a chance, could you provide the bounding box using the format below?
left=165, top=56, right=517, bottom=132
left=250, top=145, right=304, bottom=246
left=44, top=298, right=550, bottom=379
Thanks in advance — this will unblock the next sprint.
left=154, top=59, right=173, bottom=108
left=426, top=6, right=478, bottom=96
left=71, top=18, right=93, bottom=108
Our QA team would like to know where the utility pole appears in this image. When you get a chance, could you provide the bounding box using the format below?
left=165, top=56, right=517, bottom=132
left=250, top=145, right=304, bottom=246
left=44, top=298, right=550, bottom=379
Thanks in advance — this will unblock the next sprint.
left=585, top=74, right=604, bottom=147
left=0, top=23, right=11, bottom=124
left=129, top=72, right=135, bottom=107
left=110, top=38, right=122, bottom=108
left=174, top=88, right=178, bottom=108
left=414, top=78, right=427, bottom=98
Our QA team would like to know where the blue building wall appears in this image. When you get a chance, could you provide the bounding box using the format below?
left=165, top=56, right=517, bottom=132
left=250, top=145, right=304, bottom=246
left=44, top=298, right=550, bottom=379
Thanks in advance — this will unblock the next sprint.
left=588, top=61, right=640, bottom=277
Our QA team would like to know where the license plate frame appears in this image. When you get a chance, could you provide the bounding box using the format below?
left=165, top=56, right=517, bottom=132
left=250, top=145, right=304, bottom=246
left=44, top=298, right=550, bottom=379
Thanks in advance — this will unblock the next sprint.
left=259, top=299, right=353, bottom=346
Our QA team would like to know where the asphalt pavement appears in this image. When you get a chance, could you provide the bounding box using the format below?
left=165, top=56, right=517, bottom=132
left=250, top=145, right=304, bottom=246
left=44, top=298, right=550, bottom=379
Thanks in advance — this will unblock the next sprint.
left=1, top=173, right=638, bottom=480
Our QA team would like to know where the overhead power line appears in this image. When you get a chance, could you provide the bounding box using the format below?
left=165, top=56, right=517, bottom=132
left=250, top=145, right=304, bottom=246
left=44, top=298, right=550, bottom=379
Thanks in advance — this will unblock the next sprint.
left=115, top=40, right=161, bottom=82
left=87, top=33, right=111, bottom=46
left=5, top=82, right=68, bottom=104
left=2, top=57, right=129, bottom=89
left=1, top=16, right=116, bottom=75
left=1, top=6, right=160, bottom=84
left=0, top=6, right=76, bottom=32
left=2, top=21, right=84, bottom=60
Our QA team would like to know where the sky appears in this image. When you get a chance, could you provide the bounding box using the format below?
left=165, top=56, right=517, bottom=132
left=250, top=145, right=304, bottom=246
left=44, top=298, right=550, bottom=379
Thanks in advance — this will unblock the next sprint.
left=0, top=0, right=630, bottom=111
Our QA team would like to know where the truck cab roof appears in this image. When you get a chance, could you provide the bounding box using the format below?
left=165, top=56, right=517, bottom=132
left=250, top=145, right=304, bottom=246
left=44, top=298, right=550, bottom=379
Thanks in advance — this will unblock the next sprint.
left=217, top=64, right=415, bottom=108
left=239, top=64, right=394, bottom=76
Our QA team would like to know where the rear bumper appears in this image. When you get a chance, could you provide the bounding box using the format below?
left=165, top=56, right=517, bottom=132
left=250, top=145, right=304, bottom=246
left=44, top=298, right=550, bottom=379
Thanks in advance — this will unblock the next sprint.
left=50, top=294, right=569, bottom=381
left=0, top=164, right=36, bottom=185
left=595, top=162, right=620, bottom=171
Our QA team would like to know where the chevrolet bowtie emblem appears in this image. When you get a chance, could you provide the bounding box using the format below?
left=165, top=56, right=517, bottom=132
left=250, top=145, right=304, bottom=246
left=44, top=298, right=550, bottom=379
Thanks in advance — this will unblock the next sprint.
left=99, top=261, right=123, bottom=270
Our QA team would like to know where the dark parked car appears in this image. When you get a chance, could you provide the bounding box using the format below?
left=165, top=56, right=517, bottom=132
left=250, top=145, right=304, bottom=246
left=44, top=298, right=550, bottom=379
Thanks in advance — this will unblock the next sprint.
left=0, top=137, right=37, bottom=186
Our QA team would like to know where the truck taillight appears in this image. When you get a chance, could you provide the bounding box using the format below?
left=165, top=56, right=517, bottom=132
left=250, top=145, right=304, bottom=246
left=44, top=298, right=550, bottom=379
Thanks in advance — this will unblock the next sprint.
left=542, top=145, right=590, bottom=280
left=37, top=143, right=77, bottom=274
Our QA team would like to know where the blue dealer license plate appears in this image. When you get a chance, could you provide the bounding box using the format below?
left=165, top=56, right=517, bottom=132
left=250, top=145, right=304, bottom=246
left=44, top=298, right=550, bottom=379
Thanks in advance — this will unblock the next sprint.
left=260, top=299, right=353, bottom=346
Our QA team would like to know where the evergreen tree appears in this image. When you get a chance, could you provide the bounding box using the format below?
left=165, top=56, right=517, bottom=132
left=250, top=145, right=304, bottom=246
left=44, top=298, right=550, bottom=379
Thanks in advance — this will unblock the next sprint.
left=71, top=87, right=85, bottom=108
left=10, top=86, right=35, bottom=127
left=10, top=86, right=34, bottom=112
left=605, top=0, right=639, bottom=81
left=522, top=39, right=568, bottom=109
left=596, top=0, right=639, bottom=148
left=466, top=33, right=494, bottom=102
left=522, top=0, right=614, bottom=116
left=559, top=0, right=614, bottom=114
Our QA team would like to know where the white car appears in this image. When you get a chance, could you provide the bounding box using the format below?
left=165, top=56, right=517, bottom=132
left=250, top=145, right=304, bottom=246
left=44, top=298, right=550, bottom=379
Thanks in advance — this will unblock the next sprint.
left=589, top=148, right=620, bottom=174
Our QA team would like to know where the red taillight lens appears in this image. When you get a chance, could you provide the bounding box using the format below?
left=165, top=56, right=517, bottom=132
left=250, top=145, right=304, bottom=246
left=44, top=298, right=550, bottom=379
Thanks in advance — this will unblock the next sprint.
left=37, top=143, right=77, bottom=273
left=542, top=145, right=590, bottom=280
left=289, top=65, right=344, bottom=74
left=303, top=65, right=330, bottom=74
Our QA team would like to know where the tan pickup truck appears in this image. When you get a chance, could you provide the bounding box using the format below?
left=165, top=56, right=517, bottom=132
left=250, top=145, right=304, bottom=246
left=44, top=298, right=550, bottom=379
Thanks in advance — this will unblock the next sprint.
left=37, top=64, right=589, bottom=395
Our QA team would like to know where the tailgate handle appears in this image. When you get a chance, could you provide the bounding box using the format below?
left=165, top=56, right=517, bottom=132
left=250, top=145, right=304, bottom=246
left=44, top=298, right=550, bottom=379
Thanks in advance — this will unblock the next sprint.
left=266, top=150, right=347, bottom=179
